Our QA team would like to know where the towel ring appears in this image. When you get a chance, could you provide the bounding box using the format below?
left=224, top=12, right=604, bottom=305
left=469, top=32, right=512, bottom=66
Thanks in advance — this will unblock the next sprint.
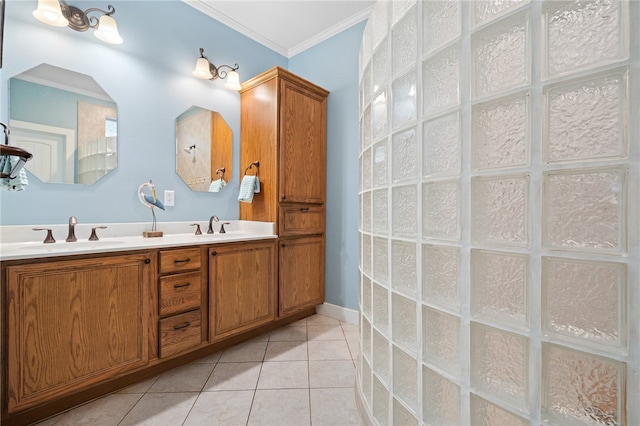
left=243, top=161, right=259, bottom=177
left=215, top=167, right=225, bottom=178
left=0, top=121, right=33, bottom=179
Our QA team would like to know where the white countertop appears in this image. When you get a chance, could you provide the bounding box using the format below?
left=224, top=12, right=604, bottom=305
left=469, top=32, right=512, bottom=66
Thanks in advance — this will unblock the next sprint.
left=0, top=220, right=276, bottom=261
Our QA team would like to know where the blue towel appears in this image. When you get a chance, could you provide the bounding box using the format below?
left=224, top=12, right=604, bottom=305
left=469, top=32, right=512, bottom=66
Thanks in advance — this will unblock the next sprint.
left=0, top=155, right=28, bottom=191
left=208, top=178, right=226, bottom=193
left=238, top=175, right=260, bottom=203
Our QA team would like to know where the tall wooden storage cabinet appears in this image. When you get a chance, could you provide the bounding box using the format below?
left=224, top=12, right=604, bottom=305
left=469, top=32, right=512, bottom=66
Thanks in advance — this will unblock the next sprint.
left=239, top=67, right=329, bottom=318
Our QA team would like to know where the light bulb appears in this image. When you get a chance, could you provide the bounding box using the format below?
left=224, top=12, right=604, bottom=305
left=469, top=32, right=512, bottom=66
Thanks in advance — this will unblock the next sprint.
left=33, top=0, right=68, bottom=27
left=94, top=14, right=123, bottom=44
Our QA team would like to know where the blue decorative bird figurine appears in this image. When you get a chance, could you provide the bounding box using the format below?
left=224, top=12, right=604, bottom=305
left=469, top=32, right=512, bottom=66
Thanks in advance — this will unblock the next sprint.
left=138, top=180, right=164, bottom=236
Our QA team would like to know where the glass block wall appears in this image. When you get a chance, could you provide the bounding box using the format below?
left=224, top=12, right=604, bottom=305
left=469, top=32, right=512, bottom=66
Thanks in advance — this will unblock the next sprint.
left=357, top=1, right=639, bottom=424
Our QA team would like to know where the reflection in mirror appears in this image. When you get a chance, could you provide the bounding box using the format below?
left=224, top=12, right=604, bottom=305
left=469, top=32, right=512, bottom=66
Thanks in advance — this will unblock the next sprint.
left=9, top=63, right=118, bottom=185
left=176, top=106, right=232, bottom=192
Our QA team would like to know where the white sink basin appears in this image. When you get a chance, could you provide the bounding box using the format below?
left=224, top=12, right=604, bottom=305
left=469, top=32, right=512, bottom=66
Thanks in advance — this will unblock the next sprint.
left=19, top=240, right=126, bottom=250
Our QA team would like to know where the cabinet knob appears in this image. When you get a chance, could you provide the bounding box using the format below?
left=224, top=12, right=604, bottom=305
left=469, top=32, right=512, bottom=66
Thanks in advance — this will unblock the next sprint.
left=281, top=243, right=286, bottom=248
left=144, top=258, right=151, bottom=264
left=211, top=251, right=217, bottom=256
left=281, top=194, right=286, bottom=200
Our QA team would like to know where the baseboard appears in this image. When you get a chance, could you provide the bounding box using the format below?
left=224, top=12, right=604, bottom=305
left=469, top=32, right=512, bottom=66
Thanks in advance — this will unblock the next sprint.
left=316, top=302, right=359, bottom=324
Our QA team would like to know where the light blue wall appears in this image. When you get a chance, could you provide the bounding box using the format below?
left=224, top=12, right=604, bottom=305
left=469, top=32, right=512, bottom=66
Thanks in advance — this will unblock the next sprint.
left=289, top=22, right=366, bottom=311
left=1, top=0, right=365, bottom=312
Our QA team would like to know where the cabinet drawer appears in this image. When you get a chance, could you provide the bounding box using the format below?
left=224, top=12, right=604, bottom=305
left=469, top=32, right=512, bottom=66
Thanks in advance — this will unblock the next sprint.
left=159, top=272, right=201, bottom=317
left=279, top=205, right=325, bottom=236
left=159, top=247, right=201, bottom=274
left=159, top=310, right=201, bottom=358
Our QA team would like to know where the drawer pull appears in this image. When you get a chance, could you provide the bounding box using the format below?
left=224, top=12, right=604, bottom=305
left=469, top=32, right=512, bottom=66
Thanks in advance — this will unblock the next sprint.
left=173, top=282, right=192, bottom=289
left=174, top=258, right=191, bottom=264
left=173, top=322, right=191, bottom=330
left=300, top=208, right=310, bottom=212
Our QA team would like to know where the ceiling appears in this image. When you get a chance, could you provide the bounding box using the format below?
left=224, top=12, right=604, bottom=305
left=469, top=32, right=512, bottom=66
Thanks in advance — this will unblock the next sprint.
left=183, top=0, right=375, bottom=58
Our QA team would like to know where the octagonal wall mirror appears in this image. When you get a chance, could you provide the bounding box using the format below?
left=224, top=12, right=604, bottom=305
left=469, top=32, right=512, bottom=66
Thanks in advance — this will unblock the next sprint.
left=9, top=63, right=118, bottom=185
left=176, top=106, right=232, bottom=192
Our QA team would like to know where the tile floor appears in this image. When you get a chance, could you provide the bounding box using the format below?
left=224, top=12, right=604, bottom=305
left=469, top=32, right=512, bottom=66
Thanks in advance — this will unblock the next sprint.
left=35, top=314, right=362, bottom=426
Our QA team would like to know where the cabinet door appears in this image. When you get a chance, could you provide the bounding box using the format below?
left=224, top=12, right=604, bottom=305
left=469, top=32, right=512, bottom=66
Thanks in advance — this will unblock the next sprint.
left=278, top=236, right=325, bottom=317
left=279, top=79, right=327, bottom=204
left=209, top=241, right=276, bottom=340
left=6, top=253, right=152, bottom=413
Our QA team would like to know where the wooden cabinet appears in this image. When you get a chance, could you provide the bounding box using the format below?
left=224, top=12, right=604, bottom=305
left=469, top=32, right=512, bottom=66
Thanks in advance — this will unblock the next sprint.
left=240, top=67, right=329, bottom=318
left=5, top=253, right=153, bottom=413
left=209, top=241, right=276, bottom=340
left=157, top=247, right=204, bottom=358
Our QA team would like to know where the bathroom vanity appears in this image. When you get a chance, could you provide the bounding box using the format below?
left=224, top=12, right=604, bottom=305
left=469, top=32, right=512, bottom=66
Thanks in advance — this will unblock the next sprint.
left=0, top=221, right=313, bottom=425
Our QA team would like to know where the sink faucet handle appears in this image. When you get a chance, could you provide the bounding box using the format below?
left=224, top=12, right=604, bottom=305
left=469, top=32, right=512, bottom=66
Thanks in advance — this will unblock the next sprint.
left=89, top=226, right=108, bottom=241
left=190, top=223, right=202, bottom=235
left=32, top=228, right=56, bottom=244
left=219, top=222, right=231, bottom=233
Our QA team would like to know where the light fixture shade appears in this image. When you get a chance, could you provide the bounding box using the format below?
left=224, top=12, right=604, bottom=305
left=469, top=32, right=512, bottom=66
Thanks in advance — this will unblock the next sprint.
left=33, top=0, right=68, bottom=27
left=94, top=14, right=123, bottom=44
left=193, top=58, right=213, bottom=79
left=224, top=70, right=242, bottom=91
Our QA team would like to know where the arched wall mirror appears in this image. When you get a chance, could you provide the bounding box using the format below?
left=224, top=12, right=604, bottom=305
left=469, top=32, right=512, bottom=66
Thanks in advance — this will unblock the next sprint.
left=8, top=63, right=118, bottom=185
left=176, top=106, right=232, bottom=192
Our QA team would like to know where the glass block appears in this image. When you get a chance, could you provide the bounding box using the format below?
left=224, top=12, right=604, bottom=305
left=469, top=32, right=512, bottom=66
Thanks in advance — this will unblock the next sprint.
left=362, top=63, right=372, bottom=111
left=373, top=189, right=388, bottom=235
left=391, top=240, right=417, bottom=297
left=423, top=0, right=461, bottom=55
left=392, top=0, right=416, bottom=24
left=362, top=356, right=372, bottom=407
left=362, top=147, right=372, bottom=191
left=473, top=0, right=530, bottom=27
left=373, top=90, right=388, bottom=141
left=470, top=393, right=529, bottom=426
left=423, top=244, right=460, bottom=311
left=472, top=92, right=530, bottom=171
left=423, top=307, right=460, bottom=378
left=392, top=293, right=417, bottom=352
left=543, top=168, right=627, bottom=253
left=392, top=71, right=417, bottom=129
left=373, top=283, right=389, bottom=334
left=373, top=141, right=388, bottom=188
left=423, top=110, right=461, bottom=177
left=373, top=237, right=389, bottom=284
left=471, top=249, right=528, bottom=328
left=472, top=175, right=529, bottom=247
left=392, top=7, right=416, bottom=75
left=373, top=329, right=390, bottom=384
left=362, top=105, right=372, bottom=152
left=544, top=69, right=628, bottom=164
left=362, top=191, right=372, bottom=233
left=362, top=316, right=372, bottom=362
left=362, top=235, right=372, bottom=277
left=471, top=322, right=528, bottom=409
left=392, top=127, right=418, bottom=183
left=393, top=399, right=418, bottom=426
left=542, top=257, right=626, bottom=352
left=542, top=343, right=625, bottom=425
left=391, top=185, right=417, bottom=237
left=372, top=38, right=389, bottom=95
left=423, top=44, right=460, bottom=115
left=422, top=180, right=460, bottom=241
left=370, top=0, right=388, bottom=50
left=472, top=13, right=529, bottom=99
left=393, top=345, right=417, bottom=410
left=362, top=275, right=372, bottom=319
left=373, top=375, right=390, bottom=425
left=423, top=367, right=460, bottom=426
left=543, top=1, right=628, bottom=78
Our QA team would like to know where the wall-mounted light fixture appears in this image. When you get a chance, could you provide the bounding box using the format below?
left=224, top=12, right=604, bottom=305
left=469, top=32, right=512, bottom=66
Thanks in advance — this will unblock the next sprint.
left=33, top=0, right=123, bottom=44
left=192, top=48, right=241, bottom=91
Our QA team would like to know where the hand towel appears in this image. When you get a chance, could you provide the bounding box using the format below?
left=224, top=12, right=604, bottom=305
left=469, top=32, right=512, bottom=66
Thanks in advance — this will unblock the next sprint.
left=238, top=175, right=260, bottom=203
left=0, top=155, right=28, bottom=191
left=208, top=178, right=226, bottom=193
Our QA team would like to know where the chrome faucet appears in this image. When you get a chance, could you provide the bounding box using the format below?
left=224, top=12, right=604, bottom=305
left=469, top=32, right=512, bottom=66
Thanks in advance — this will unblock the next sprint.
left=66, top=216, right=78, bottom=242
left=207, top=215, right=219, bottom=234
